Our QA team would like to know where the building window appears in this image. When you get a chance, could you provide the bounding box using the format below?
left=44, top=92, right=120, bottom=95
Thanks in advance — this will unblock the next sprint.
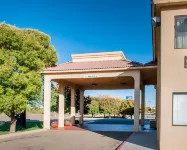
left=173, top=93, right=187, bottom=126
left=175, top=16, right=187, bottom=49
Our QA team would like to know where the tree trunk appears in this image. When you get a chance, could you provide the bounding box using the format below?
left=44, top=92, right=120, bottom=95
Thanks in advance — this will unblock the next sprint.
left=17, top=110, right=26, bottom=129
left=22, top=110, right=26, bottom=128
left=130, top=115, right=132, bottom=119
left=10, top=115, right=17, bottom=133
left=92, top=114, right=93, bottom=118
left=104, top=114, right=105, bottom=118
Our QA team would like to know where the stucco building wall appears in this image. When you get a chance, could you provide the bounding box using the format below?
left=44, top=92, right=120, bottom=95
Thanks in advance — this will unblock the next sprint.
left=160, top=6, right=187, bottom=150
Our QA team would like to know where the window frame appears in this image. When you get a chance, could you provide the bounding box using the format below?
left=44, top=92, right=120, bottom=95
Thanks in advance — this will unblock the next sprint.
left=174, top=15, right=187, bottom=49
left=172, top=92, right=187, bottom=126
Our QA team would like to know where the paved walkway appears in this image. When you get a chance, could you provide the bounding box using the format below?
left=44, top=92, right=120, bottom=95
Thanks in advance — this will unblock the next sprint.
left=0, top=114, right=158, bottom=150
left=0, top=130, right=131, bottom=150
left=120, top=132, right=158, bottom=150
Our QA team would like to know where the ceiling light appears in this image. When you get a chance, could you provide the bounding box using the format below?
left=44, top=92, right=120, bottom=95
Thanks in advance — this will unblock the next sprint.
left=92, top=83, right=97, bottom=86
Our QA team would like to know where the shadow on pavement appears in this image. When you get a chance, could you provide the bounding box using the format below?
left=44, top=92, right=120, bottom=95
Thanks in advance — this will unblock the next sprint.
left=123, top=132, right=158, bottom=150
left=75, top=118, right=158, bottom=150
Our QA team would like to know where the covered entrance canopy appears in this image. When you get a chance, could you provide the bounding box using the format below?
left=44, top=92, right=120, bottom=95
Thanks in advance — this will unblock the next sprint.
left=42, top=51, right=157, bottom=131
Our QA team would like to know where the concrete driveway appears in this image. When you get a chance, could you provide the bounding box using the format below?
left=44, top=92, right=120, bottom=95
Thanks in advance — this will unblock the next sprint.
left=0, top=130, right=131, bottom=150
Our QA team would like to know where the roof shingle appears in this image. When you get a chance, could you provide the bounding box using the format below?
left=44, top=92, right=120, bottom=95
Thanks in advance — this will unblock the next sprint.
left=144, top=61, right=157, bottom=66
left=45, top=60, right=143, bottom=71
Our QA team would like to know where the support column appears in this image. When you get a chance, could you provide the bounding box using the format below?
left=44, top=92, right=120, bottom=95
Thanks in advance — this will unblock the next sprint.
left=79, top=89, right=84, bottom=125
left=141, top=85, right=145, bottom=126
left=43, top=76, right=51, bottom=129
left=134, top=74, right=140, bottom=132
left=71, top=87, right=76, bottom=125
left=58, top=84, right=65, bottom=128
left=155, top=86, right=158, bottom=128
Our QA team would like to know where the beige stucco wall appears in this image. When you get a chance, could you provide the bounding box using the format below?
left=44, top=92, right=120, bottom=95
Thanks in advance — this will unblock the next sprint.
left=156, top=26, right=161, bottom=146
left=160, top=6, right=187, bottom=150
left=153, top=3, right=161, bottom=144
left=154, top=0, right=187, bottom=4
left=72, top=51, right=126, bottom=62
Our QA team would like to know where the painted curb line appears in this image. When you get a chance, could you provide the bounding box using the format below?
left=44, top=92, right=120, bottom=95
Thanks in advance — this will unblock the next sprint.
left=116, top=133, right=134, bottom=150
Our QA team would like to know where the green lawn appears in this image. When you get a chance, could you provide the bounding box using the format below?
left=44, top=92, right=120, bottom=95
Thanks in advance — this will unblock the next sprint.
left=0, top=121, right=43, bottom=135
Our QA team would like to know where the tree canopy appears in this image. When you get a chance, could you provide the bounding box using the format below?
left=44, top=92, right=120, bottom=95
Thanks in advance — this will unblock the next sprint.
left=0, top=23, right=58, bottom=132
left=86, top=96, right=136, bottom=118
left=87, top=97, right=100, bottom=117
left=120, top=100, right=135, bottom=118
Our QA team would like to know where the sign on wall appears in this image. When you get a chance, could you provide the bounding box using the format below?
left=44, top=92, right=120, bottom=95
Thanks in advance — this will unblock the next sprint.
left=83, top=74, right=99, bottom=78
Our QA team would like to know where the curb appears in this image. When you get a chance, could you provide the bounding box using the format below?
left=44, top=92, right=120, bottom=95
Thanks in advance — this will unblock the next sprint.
left=116, top=133, right=134, bottom=150
left=0, top=129, right=48, bottom=140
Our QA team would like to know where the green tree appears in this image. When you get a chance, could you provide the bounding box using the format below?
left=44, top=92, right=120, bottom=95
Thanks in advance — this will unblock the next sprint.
left=99, top=96, right=109, bottom=117
left=99, top=96, right=122, bottom=118
left=84, top=96, right=91, bottom=114
left=112, top=98, right=122, bottom=117
left=123, top=107, right=134, bottom=119
left=120, top=100, right=134, bottom=119
left=64, top=87, right=81, bottom=113
left=51, top=85, right=91, bottom=115
left=120, top=101, right=129, bottom=117
left=87, top=97, right=100, bottom=117
left=63, top=87, right=71, bottom=113
left=105, top=98, right=115, bottom=118
left=0, top=23, right=57, bottom=133
left=50, top=83, right=59, bottom=112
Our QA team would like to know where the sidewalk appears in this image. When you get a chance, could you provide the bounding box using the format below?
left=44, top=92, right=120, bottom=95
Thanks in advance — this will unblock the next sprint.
left=120, top=132, right=158, bottom=150
left=0, top=129, right=48, bottom=140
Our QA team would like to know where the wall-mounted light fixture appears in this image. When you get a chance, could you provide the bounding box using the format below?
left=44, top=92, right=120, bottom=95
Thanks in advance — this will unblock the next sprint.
left=152, top=16, right=161, bottom=27
left=184, top=56, right=187, bottom=68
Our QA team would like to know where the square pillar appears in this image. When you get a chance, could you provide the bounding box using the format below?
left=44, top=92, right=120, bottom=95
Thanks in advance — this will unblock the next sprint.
left=141, top=85, right=145, bottom=126
left=134, top=75, right=140, bottom=132
left=79, top=89, right=84, bottom=125
left=43, top=76, right=51, bottom=129
left=155, top=86, right=158, bottom=128
left=58, top=84, right=65, bottom=128
left=71, top=87, right=76, bottom=125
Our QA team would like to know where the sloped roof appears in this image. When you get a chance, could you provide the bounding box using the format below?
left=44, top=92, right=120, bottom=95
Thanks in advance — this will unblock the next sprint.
left=45, top=60, right=143, bottom=71
left=144, top=60, right=157, bottom=66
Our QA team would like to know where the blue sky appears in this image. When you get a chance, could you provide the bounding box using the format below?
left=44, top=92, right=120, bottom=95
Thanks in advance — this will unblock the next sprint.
left=0, top=0, right=155, bottom=106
